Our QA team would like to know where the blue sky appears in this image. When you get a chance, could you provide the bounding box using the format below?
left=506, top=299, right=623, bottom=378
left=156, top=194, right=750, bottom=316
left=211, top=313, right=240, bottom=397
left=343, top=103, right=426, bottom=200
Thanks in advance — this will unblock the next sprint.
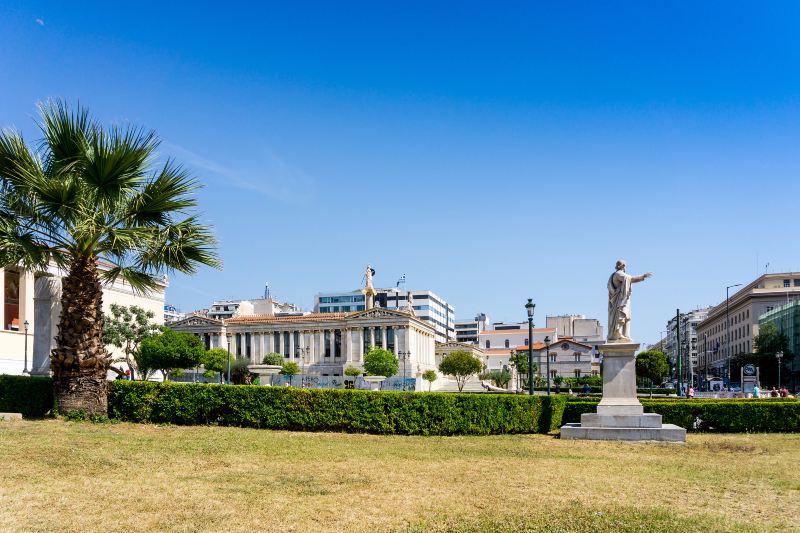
left=2, top=1, right=800, bottom=344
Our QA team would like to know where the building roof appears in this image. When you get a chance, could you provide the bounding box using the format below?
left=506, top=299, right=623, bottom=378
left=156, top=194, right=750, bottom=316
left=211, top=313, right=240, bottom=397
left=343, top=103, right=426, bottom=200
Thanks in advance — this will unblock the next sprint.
left=479, top=328, right=555, bottom=335
left=226, top=312, right=351, bottom=325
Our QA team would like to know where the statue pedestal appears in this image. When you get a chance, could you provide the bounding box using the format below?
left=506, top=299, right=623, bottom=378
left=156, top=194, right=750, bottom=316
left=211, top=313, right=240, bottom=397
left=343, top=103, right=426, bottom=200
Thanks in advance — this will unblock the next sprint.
left=560, top=342, right=686, bottom=442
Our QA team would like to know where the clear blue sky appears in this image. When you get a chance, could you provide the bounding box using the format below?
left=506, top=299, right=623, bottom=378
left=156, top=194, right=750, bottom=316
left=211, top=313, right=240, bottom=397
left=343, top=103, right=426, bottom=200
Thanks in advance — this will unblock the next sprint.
left=2, top=1, right=800, bottom=344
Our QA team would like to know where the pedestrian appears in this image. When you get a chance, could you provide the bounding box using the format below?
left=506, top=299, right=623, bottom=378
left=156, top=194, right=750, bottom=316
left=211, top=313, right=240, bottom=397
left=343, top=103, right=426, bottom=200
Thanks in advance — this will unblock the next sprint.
left=780, top=387, right=789, bottom=398
left=688, top=386, right=695, bottom=399
left=771, top=387, right=778, bottom=397
left=753, top=384, right=760, bottom=398
left=582, top=383, right=591, bottom=394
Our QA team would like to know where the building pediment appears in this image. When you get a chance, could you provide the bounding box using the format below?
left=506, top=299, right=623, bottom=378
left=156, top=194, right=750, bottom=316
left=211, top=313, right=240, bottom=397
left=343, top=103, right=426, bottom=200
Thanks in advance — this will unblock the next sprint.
left=348, top=307, right=414, bottom=320
left=171, top=315, right=224, bottom=328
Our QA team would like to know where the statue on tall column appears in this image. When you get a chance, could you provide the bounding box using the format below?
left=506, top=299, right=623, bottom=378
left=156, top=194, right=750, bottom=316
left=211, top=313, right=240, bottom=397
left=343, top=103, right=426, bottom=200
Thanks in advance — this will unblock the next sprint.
left=362, top=264, right=377, bottom=310
left=607, top=260, right=652, bottom=343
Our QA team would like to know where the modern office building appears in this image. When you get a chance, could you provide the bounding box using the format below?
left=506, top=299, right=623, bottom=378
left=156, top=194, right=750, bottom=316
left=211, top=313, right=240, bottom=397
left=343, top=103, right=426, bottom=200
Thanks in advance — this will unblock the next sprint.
left=696, top=273, right=800, bottom=381
left=315, top=289, right=455, bottom=343
left=758, top=300, right=800, bottom=388
left=664, top=307, right=711, bottom=386
left=454, top=313, right=490, bottom=344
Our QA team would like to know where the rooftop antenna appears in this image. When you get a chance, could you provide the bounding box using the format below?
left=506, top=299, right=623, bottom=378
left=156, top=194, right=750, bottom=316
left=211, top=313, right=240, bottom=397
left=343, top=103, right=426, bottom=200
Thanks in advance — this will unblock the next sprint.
left=765, top=262, right=770, bottom=274
left=264, top=282, right=270, bottom=300
left=396, top=274, right=406, bottom=289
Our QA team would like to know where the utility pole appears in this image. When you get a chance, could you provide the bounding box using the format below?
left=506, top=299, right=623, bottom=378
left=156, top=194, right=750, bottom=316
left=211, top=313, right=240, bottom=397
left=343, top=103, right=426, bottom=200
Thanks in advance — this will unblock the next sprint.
left=675, top=309, right=681, bottom=395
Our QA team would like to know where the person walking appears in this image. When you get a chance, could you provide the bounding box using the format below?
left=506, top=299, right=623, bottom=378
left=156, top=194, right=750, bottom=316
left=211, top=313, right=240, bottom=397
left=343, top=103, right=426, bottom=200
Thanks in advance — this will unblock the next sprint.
left=688, top=386, right=695, bottom=399
left=753, top=384, right=761, bottom=398
left=582, top=383, right=591, bottom=395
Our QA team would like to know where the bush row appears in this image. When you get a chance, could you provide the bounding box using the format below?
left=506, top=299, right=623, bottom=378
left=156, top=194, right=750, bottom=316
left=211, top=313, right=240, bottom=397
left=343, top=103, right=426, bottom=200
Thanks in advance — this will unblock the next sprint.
left=108, top=381, right=568, bottom=435
left=562, top=398, right=800, bottom=432
left=0, top=374, right=54, bottom=417
left=532, top=386, right=675, bottom=395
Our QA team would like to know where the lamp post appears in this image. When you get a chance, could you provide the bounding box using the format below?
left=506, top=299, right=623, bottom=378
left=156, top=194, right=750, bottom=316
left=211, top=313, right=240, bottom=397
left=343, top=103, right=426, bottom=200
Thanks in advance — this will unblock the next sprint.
left=776, top=351, right=784, bottom=388
left=544, top=335, right=551, bottom=396
left=725, top=283, right=742, bottom=389
left=525, top=299, right=535, bottom=395
left=23, top=320, right=30, bottom=375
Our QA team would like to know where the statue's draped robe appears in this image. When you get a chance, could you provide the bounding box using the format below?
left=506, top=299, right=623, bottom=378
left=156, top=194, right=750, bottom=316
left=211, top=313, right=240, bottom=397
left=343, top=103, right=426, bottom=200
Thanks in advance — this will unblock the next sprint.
left=607, top=269, right=633, bottom=341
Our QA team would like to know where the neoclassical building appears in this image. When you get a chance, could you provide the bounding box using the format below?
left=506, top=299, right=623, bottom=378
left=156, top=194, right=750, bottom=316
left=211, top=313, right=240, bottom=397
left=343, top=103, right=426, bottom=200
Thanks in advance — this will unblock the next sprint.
left=171, top=307, right=437, bottom=378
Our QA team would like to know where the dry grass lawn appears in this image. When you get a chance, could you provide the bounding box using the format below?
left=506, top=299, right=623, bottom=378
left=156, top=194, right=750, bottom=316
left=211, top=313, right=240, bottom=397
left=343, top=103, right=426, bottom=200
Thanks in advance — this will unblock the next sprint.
left=1, top=420, right=799, bottom=532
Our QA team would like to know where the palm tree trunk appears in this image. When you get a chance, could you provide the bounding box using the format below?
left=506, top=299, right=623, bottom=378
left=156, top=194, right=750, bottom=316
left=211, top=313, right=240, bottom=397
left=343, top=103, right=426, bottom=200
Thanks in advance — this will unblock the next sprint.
left=51, top=258, right=110, bottom=415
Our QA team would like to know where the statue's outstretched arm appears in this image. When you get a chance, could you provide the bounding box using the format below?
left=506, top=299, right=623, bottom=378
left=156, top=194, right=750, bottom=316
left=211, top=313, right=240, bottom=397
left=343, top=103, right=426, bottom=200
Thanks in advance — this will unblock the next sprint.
left=632, top=272, right=653, bottom=283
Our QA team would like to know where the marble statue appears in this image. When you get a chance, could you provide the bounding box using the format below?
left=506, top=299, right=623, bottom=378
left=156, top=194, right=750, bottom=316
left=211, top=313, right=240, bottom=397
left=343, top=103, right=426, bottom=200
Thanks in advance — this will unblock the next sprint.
left=607, top=260, right=652, bottom=343
left=363, top=264, right=377, bottom=309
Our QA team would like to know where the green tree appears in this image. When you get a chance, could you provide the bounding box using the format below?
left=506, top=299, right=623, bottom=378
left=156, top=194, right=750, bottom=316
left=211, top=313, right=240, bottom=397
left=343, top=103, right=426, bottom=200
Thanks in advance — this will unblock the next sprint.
left=363, top=347, right=399, bottom=379
left=636, top=350, right=670, bottom=397
left=439, top=350, right=483, bottom=392
left=422, top=369, right=438, bottom=392
left=203, top=348, right=230, bottom=383
left=0, top=101, right=220, bottom=414
left=481, top=369, right=512, bottom=389
left=102, top=303, right=161, bottom=380
left=137, top=328, right=205, bottom=381
left=731, top=322, right=794, bottom=386
left=344, top=366, right=362, bottom=389
left=262, top=352, right=284, bottom=366
left=280, top=361, right=301, bottom=386
left=230, top=358, right=253, bottom=385
left=508, top=349, right=537, bottom=389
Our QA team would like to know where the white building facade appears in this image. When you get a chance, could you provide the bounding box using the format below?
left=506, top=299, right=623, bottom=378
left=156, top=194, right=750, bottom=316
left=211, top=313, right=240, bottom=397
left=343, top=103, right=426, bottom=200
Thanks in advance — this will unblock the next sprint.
left=0, top=264, right=165, bottom=375
left=171, top=308, right=438, bottom=381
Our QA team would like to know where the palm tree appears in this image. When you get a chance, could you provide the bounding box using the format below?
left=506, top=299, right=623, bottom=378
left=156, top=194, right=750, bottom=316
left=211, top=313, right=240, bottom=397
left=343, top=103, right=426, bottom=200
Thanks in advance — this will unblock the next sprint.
left=0, top=100, right=221, bottom=414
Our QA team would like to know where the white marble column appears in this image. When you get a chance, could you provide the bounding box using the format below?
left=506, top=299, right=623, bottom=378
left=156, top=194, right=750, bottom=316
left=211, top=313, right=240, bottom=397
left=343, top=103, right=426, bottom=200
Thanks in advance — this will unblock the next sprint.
left=19, top=269, right=35, bottom=330
left=343, top=328, right=351, bottom=362
left=381, top=326, right=387, bottom=349
left=370, top=327, right=376, bottom=347
left=317, top=330, right=325, bottom=361
left=289, top=330, right=296, bottom=358
left=355, top=328, right=364, bottom=362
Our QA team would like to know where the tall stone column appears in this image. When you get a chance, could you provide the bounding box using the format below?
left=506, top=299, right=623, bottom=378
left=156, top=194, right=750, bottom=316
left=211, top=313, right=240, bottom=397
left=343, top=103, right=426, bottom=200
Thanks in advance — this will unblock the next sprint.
left=32, top=276, right=61, bottom=375
left=19, top=269, right=35, bottom=330
left=317, top=330, right=325, bottom=361
left=355, top=328, right=364, bottom=362
left=370, top=327, right=376, bottom=347
left=381, top=326, right=387, bottom=349
left=289, top=330, right=296, bottom=358
left=343, top=328, right=351, bottom=362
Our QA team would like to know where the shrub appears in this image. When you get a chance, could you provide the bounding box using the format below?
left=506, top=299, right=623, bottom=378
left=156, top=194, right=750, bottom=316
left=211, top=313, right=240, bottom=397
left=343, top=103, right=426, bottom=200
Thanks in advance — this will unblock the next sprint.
left=363, top=347, right=399, bottom=378
left=439, top=350, right=483, bottom=392
left=422, top=370, right=437, bottom=391
left=262, top=352, right=284, bottom=366
left=108, top=381, right=568, bottom=436
left=0, top=375, right=54, bottom=417
left=561, top=397, right=800, bottom=432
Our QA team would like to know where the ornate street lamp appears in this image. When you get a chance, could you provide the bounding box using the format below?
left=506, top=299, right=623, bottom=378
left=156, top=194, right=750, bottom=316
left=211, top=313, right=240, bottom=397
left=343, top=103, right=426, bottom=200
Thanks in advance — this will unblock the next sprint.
left=398, top=350, right=411, bottom=390
left=525, top=299, right=535, bottom=395
left=23, top=320, right=30, bottom=375
left=544, top=335, right=551, bottom=396
left=776, top=351, right=784, bottom=388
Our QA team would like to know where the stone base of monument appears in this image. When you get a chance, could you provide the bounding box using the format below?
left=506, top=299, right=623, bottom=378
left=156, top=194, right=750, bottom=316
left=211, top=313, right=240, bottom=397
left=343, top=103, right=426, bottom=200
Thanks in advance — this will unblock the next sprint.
left=560, top=341, right=686, bottom=443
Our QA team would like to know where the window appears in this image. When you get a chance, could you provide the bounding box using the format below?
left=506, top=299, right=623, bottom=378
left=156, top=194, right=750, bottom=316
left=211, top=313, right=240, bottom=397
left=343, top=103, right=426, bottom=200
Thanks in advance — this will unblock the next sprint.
left=524, top=338, right=529, bottom=346
left=485, top=340, right=490, bottom=349
left=795, top=279, right=800, bottom=287
left=574, top=353, right=581, bottom=362
left=504, top=339, right=510, bottom=348
left=550, top=354, right=556, bottom=362
left=784, top=279, right=791, bottom=288
left=574, top=369, right=581, bottom=378
left=561, top=343, right=569, bottom=351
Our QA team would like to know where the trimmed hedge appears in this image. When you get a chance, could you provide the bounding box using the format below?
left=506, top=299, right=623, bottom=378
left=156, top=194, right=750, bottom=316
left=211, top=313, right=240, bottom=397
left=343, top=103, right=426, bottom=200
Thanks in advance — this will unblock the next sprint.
left=108, top=381, right=568, bottom=435
left=562, top=398, right=800, bottom=433
left=0, top=374, right=54, bottom=417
